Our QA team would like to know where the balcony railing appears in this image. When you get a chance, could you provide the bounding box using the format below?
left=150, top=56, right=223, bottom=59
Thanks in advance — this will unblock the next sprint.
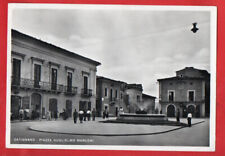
left=64, top=86, right=78, bottom=95
left=11, top=77, right=73, bottom=94
left=81, top=88, right=92, bottom=97
left=110, top=97, right=117, bottom=102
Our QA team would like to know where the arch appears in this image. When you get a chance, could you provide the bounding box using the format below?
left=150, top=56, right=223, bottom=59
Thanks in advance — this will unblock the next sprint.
left=187, top=105, right=196, bottom=117
left=167, top=104, right=176, bottom=117
left=31, top=93, right=42, bottom=119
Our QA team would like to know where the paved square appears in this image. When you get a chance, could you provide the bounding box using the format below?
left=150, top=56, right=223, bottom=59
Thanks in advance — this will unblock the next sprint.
left=10, top=117, right=209, bottom=146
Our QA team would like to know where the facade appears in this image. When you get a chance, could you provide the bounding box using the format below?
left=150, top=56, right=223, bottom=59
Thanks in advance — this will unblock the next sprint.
left=11, top=30, right=101, bottom=120
left=96, top=76, right=127, bottom=117
left=124, top=84, right=143, bottom=113
left=96, top=77, right=155, bottom=116
left=142, top=94, right=156, bottom=114
left=157, top=67, right=210, bottom=118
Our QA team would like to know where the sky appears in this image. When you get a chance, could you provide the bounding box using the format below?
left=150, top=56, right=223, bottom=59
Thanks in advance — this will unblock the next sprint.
left=11, top=5, right=211, bottom=97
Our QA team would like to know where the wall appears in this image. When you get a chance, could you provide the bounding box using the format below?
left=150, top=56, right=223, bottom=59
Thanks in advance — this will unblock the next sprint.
left=159, top=79, right=205, bottom=102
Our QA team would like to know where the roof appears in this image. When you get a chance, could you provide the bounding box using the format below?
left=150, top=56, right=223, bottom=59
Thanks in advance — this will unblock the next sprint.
left=12, top=29, right=101, bottom=66
left=157, top=76, right=204, bottom=81
left=176, top=67, right=209, bottom=75
left=126, top=84, right=143, bottom=91
left=142, top=93, right=156, bottom=99
left=97, top=76, right=126, bottom=84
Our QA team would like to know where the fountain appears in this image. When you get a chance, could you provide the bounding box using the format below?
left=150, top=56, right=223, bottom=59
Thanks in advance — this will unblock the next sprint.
left=115, top=104, right=168, bottom=124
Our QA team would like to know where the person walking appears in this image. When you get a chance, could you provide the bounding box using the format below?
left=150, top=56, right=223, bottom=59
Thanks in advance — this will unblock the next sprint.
left=176, top=108, right=180, bottom=122
left=187, top=113, right=192, bottom=127
left=79, top=110, right=84, bottom=123
left=73, top=109, right=78, bottom=124
left=92, top=108, right=96, bottom=121
left=87, top=110, right=91, bottom=121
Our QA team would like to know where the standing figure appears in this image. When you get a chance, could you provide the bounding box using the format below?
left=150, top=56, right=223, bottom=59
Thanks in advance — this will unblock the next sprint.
left=73, top=109, right=78, bottom=124
left=83, top=109, right=87, bottom=121
left=87, top=110, right=91, bottom=121
left=46, top=111, right=51, bottom=120
left=176, top=108, right=180, bottom=122
left=92, top=108, right=96, bottom=121
left=187, top=113, right=192, bottom=127
left=19, top=109, right=24, bottom=121
left=79, top=110, right=84, bottom=123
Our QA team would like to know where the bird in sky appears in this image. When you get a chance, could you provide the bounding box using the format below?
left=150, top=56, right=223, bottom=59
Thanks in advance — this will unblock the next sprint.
left=191, top=22, right=199, bottom=33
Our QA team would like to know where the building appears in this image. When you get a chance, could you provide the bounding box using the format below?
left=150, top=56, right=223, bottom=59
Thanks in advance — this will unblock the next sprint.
left=157, top=67, right=210, bottom=118
left=142, top=94, right=156, bottom=114
left=96, top=76, right=127, bottom=117
left=96, top=77, right=155, bottom=116
left=11, top=29, right=101, bottom=119
left=124, top=84, right=143, bottom=113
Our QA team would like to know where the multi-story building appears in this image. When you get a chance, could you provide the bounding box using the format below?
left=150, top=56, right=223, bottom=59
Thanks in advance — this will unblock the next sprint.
left=96, top=77, right=155, bottom=116
left=11, top=30, right=101, bottom=119
left=157, top=67, right=210, bottom=118
left=96, top=76, right=127, bottom=117
left=142, top=94, right=156, bottom=114
left=124, top=84, right=143, bottom=113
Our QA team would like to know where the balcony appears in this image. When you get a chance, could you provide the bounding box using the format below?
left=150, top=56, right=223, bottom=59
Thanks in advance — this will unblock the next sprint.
left=110, top=97, right=117, bottom=102
left=64, top=86, right=78, bottom=96
left=81, top=88, right=92, bottom=97
left=11, top=77, right=64, bottom=94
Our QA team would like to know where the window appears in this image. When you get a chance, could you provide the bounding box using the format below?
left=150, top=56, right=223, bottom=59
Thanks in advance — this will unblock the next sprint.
left=137, top=95, right=140, bottom=102
left=34, top=64, right=41, bottom=88
left=67, top=72, right=72, bottom=92
left=105, top=88, right=108, bottom=97
left=168, top=91, right=175, bottom=102
left=12, top=58, right=21, bottom=85
left=83, top=76, right=88, bottom=93
left=110, top=89, right=113, bottom=101
left=51, top=68, right=57, bottom=90
left=188, top=91, right=195, bottom=102
left=115, top=90, right=118, bottom=98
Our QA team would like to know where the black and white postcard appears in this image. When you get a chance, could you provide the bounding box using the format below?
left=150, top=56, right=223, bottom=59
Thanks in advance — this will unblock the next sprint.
left=6, top=4, right=217, bottom=151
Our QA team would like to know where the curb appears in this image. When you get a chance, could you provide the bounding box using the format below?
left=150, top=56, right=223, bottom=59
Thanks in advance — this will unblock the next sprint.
left=28, top=121, right=205, bottom=137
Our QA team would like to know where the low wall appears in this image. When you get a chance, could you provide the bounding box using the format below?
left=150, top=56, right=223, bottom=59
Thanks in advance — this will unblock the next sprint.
left=117, top=113, right=168, bottom=121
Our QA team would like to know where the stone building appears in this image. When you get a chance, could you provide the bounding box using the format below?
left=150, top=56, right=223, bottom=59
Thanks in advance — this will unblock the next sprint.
left=96, top=76, right=127, bottom=117
left=157, top=67, right=210, bottom=118
left=124, top=84, right=143, bottom=113
left=142, top=94, right=156, bottom=114
left=10, top=29, right=101, bottom=119
left=96, top=77, right=155, bottom=116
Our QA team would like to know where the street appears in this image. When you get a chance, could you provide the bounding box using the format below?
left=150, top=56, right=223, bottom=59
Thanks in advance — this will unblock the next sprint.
left=10, top=118, right=209, bottom=146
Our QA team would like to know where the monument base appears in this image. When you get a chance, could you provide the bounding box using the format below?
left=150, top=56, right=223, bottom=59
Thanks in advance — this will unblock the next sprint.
left=117, top=113, right=168, bottom=122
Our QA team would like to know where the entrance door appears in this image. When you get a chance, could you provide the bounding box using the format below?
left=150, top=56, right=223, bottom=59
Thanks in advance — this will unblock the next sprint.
left=88, top=102, right=91, bottom=110
left=11, top=95, right=21, bottom=119
left=79, top=101, right=87, bottom=111
left=31, top=93, right=42, bottom=119
left=116, top=107, right=118, bottom=117
left=66, top=100, right=72, bottom=117
left=49, top=98, right=58, bottom=117
left=167, top=104, right=175, bottom=117
left=187, top=105, right=195, bottom=117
